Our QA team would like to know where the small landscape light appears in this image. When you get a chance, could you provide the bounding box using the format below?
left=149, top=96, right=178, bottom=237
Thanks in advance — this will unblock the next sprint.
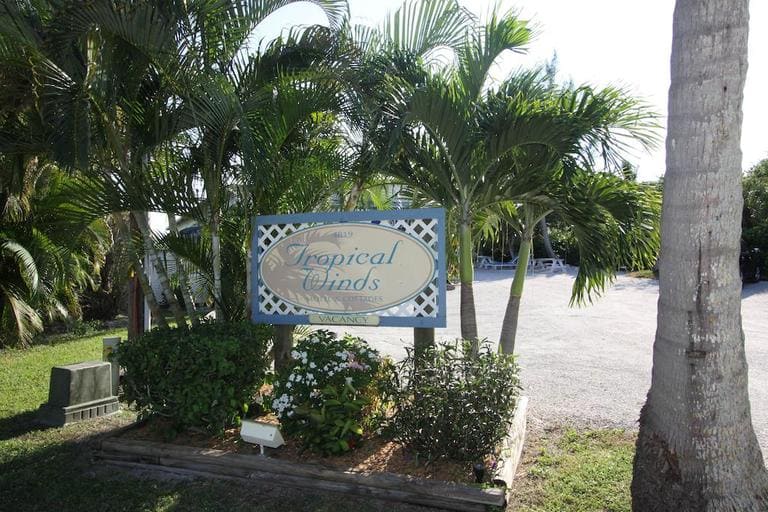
left=240, top=419, right=284, bottom=455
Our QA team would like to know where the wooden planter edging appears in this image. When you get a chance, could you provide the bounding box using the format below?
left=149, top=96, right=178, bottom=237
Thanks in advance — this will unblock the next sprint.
left=492, top=396, right=529, bottom=496
left=98, top=438, right=504, bottom=511
left=97, top=397, right=527, bottom=511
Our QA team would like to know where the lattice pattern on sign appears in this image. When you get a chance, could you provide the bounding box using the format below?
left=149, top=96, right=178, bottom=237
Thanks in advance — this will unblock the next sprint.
left=257, top=217, right=440, bottom=318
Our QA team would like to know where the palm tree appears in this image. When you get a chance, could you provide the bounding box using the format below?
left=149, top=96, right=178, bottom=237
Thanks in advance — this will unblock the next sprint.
left=336, top=0, right=472, bottom=211
left=492, top=84, right=661, bottom=353
left=0, top=0, right=191, bottom=327
left=0, top=160, right=109, bottom=346
left=387, top=7, right=535, bottom=342
left=497, top=170, right=660, bottom=354
left=166, top=1, right=348, bottom=320
left=632, top=1, right=768, bottom=509
left=387, top=10, right=659, bottom=345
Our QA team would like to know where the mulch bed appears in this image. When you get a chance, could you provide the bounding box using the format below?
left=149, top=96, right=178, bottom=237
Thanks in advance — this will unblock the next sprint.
left=121, top=416, right=483, bottom=485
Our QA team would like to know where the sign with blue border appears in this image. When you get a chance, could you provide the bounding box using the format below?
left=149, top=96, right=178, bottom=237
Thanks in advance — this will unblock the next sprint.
left=252, top=208, right=446, bottom=328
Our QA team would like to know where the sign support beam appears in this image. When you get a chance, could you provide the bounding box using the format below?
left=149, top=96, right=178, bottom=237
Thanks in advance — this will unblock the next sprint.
left=413, top=327, right=435, bottom=364
left=273, top=325, right=294, bottom=372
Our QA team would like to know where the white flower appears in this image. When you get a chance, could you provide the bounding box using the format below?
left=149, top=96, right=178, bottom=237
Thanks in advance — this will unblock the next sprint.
left=287, top=410, right=294, bottom=417
left=345, top=377, right=353, bottom=385
left=309, top=362, right=317, bottom=369
left=288, top=374, right=295, bottom=382
left=273, top=381, right=279, bottom=387
left=295, top=374, right=303, bottom=382
left=286, top=382, right=292, bottom=389
left=291, top=350, right=300, bottom=360
left=306, top=373, right=314, bottom=381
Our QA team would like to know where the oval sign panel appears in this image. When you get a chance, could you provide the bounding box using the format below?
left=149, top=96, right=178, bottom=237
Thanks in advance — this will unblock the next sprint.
left=259, top=224, right=435, bottom=314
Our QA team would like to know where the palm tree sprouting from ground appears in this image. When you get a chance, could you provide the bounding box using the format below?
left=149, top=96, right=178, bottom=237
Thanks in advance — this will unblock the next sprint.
left=632, top=0, right=768, bottom=509
left=162, top=0, right=349, bottom=320
left=386, top=6, right=536, bottom=342
left=0, top=0, right=351, bottom=325
left=496, top=169, right=660, bottom=354
left=490, top=83, right=661, bottom=354
left=0, top=0, right=192, bottom=327
left=388, top=5, right=660, bottom=345
left=0, top=159, right=109, bottom=346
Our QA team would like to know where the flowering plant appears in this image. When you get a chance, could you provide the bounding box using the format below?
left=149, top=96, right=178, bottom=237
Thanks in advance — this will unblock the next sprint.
left=269, top=330, right=388, bottom=455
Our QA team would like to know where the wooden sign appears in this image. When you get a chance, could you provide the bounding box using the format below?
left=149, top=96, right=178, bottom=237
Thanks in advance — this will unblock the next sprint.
left=252, top=208, right=446, bottom=328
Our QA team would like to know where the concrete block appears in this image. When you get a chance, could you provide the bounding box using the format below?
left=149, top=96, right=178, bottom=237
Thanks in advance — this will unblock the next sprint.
left=37, top=361, right=119, bottom=426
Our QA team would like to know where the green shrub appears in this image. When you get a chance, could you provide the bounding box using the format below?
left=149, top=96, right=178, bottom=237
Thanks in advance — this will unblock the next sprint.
left=390, top=341, right=521, bottom=463
left=118, top=321, right=272, bottom=435
left=269, top=330, right=391, bottom=455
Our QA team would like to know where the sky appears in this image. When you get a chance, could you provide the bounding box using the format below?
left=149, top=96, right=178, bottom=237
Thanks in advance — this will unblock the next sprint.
left=251, top=0, right=768, bottom=182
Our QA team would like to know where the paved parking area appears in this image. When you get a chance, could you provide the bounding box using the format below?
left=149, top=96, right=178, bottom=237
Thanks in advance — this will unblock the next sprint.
left=336, top=270, right=768, bottom=452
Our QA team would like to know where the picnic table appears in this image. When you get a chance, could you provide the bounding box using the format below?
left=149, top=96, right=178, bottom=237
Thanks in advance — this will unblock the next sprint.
left=533, top=258, right=567, bottom=273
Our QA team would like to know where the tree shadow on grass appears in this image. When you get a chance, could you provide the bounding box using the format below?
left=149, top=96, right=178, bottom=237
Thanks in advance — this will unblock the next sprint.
left=0, top=409, right=56, bottom=441
left=0, top=415, right=431, bottom=512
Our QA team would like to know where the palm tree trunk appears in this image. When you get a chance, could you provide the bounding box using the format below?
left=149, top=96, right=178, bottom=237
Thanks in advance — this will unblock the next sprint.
left=499, top=232, right=532, bottom=354
left=458, top=218, right=478, bottom=345
left=132, top=211, right=187, bottom=328
left=117, top=215, right=167, bottom=329
left=131, top=254, right=167, bottom=330
left=632, top=1, right=768, bottom=509
left=344, top=178, right=365, bottom=211
left=211, top=209, right=223, bottom=321
left=167, top=213, right=199, bottom=327
left=539, top=216, right=555, bottom=258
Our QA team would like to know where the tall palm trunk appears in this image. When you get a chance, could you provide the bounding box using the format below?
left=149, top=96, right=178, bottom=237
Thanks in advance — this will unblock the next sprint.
left=132, top=211, right=188, bottom=328
left=117, top=215, right=167, bottom=329
left=458, top=217, right=478, bottom=344
left=211, top=209, right=223, bottom=321
left=167, top=213, right=199, bottom=326
left=538, top=216, right=555, bottom=258
left=499, top=229, right=532, bottom=354
left=344, top=177, right=365, bottom=211
left=632, top=1, right=768, bottom=509
left=131, top=254, right=167, bottom=330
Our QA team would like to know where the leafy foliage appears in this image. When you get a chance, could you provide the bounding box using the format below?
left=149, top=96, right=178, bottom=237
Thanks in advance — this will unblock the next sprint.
left=743, top=159, right=768, bottom=270
left=389, top=341, right=521, bottom=462
left=119, top=321, right=272, bottom=435
left=269, top=330, right=391, bottom=455
left=0, top=163, right=110, bottom=346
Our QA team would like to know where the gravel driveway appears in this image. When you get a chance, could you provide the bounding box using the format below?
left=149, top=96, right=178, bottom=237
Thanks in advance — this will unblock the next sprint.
left=334, top=269, right=768, bottom=452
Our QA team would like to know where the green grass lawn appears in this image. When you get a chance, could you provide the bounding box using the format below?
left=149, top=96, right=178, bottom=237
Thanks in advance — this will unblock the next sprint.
left=508, top=428, right=635, bottom=512
left=0, top=329, right=635, bottom=511
left=0, top=328, right=127, bottom=418
left=0, top=329, right=427, bottom=511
